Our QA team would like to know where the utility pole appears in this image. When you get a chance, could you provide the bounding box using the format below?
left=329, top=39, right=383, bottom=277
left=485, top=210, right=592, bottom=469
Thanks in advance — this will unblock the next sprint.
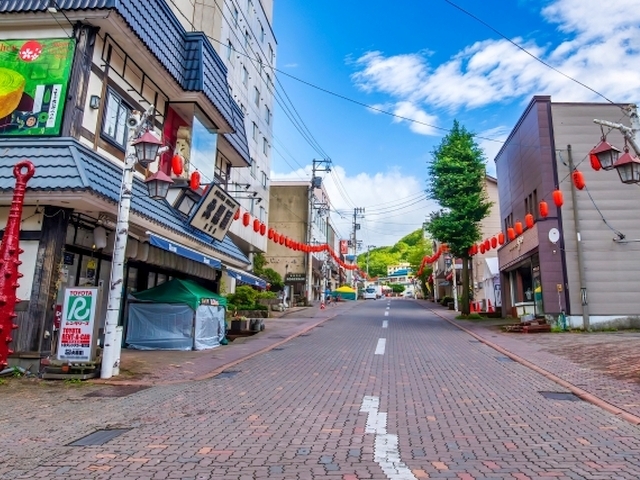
left=351, top=207, right=364, bottom=288
left=366, top=244, right=376, bottom=277
left=307, top=159, right=331, bottom=303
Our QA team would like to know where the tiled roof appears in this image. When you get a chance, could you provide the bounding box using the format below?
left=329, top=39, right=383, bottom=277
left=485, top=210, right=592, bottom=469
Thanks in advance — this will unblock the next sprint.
left=0, top=138, right=250, bottom=265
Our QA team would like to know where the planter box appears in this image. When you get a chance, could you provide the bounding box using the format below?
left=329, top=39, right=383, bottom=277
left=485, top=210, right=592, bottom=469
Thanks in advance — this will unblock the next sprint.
left=235, top=309, right=269, bottom=318
left=229, top=319, right=249, bottom=333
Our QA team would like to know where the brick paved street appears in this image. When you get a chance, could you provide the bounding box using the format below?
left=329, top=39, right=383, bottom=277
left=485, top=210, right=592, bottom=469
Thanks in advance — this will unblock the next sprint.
left=2, top=299, right=640, bottom=479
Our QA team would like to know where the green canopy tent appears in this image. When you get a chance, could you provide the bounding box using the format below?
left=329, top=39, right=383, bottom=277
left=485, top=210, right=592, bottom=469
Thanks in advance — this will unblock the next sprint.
left=127, top=278, right=227, bottom=350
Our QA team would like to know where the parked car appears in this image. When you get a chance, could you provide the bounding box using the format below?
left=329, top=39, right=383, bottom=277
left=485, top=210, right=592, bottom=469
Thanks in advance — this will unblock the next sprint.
left=363, top=287, right=377, bottom=300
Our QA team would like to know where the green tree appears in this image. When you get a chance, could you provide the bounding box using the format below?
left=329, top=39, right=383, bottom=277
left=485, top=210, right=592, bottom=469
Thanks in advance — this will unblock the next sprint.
left=426, top=121, right=491, bottom=315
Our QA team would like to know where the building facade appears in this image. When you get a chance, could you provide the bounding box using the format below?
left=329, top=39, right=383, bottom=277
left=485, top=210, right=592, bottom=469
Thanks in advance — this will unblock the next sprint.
left=166, top=0, right=277, bottom=262
left=265, top=181, right=340, bottom=304
left=0, top=0, right=265, bottom=366
left=495, top=96, right=640, bottom=329
left=470, top=175, right=501, bottom=311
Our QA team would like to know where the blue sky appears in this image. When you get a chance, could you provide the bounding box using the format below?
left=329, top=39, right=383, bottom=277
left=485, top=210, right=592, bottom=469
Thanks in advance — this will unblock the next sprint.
left=269, top=0, right=640, bottom=249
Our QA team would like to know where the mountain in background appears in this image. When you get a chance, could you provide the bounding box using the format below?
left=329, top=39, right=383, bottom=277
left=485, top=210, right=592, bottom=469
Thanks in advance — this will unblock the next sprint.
left=357, top=228, right=431, bottom=279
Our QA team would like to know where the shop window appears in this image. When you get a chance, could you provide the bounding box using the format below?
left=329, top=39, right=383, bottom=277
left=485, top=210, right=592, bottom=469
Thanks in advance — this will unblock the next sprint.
left=252, top=121, right=258, bottom=141
left=254, top=87, right=260, bottom=107
left=163, top=104, right=218, bottom=185
left=265, top=105, right=270, bottom=125
left=261, top=171, right=267, bottom=189
left=102, top=88, right=132, bottom=149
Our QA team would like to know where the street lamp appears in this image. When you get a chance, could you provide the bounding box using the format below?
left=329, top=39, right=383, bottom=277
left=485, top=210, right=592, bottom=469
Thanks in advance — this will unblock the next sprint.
left=100, top=106, right=172, bottom=379
left=593, top=104, right=640, bottom=183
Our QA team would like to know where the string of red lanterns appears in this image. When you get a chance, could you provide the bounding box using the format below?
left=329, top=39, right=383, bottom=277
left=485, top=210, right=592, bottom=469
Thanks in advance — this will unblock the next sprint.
left=232, top=208, right=366, bottom=275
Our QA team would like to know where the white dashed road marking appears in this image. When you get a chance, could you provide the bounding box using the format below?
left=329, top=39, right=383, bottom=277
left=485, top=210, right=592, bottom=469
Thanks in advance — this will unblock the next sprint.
left=360, top=396, right=417, bottom=480
left=384, top=311, right=389, bottom=317
left=382, top=320, right=388, bottom=328
left=375, top=338, right=386, bottom=355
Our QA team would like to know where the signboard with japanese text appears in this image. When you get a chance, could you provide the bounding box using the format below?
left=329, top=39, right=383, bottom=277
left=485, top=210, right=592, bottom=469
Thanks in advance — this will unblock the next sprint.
left=285, top=273, right=306, bottom=283
left=340, top=239, right=348, bottom=254
left=189, top=183, right=240, bottom=241
left=0, top=38, right=76, bottom=136
left=56, top=288, right=98, bottom=362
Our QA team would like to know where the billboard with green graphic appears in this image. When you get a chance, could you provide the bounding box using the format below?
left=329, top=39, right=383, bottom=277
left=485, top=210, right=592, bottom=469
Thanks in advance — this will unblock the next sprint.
left=0, top=37, right=75, bottom=136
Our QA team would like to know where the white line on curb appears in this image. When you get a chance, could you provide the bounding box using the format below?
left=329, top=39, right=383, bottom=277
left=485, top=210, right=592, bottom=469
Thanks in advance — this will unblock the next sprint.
left=360, top=396, right=417, bottom=480
left=382, top=320, right=388, bottom=328
left=384, top=311, right=389, bottom=316
left=375, top=338, right=386, bottom=355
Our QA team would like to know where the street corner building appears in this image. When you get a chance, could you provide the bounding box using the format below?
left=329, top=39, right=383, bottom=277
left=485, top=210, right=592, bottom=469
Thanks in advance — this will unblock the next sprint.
left=0, top=0, right=274, bottom=370
left=493, top=95, right=640, bottom=330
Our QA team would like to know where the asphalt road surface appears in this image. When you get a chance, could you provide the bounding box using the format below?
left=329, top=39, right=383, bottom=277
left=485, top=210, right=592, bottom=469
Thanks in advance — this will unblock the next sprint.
left=2, top=298, right=640, bottom=479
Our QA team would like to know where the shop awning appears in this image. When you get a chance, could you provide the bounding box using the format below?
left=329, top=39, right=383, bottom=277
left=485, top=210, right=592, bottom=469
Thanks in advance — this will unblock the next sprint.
left=148, top=233, right=222, bottom=269
left=484, top=257, right=500, bottom=280
left=226, top=267, right=267, bottom=289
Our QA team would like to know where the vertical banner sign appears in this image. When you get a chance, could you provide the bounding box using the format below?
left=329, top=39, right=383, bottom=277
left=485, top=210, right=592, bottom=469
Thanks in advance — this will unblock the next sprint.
left=57, top=288, right=98, bottom=362
left=340, top=240, right=348, bottom=255
left=0, top=38, right=76, bottom=136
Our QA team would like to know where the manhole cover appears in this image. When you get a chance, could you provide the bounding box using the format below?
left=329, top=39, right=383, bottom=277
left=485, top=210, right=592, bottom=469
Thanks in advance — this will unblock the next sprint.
left=84, top=385, right=150, bottom=398
left=68, top=428, right=131, bottom=446
left=215, top=370, right=240, bottom=379
left=496, top=356, right=514, bottom=362
left=539, top=391, right=581, bottom=401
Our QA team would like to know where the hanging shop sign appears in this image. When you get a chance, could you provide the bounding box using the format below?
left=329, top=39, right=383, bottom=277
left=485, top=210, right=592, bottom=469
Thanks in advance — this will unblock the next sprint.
left=189, top=182, right=240, bottom=241
left=57, top=287, right=98, bottom=362
left=339, top=239, right=348, bottom=254
left=0, top=38, right=76, bottom=136
left=285, top=273, right=306, bottom=283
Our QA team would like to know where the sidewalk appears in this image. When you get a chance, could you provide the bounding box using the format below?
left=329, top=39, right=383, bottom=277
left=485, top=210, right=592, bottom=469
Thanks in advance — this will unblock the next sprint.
left=97, top=300, right=357, bottom=386
left=418, top=299, right=640, bottom=425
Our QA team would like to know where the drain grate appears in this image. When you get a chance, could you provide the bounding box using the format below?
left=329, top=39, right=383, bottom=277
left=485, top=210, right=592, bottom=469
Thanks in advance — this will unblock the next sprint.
left=267, top=335, right=288, bottom=339
left=468, top=340, right=480, bottom=343
left=84, top=386, right=150, bottom=398
left=271, top=347, right=285, bottom=351
left=496, top=356, right=514, bottom=362
left=68, top=428, right=131, bottom=446
left=215, top=370, right=240, bottom=379
left=539, top=391, right=581, bottom=401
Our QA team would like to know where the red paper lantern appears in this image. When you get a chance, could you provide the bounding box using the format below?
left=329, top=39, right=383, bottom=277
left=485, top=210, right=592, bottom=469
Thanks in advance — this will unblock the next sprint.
left=279, top=235, right=285, bottom=245
left=491, top=237, right=497, bottom=249
left=539, top=200, right=549, bottom=218
left=515, top=221, right=523, bottom=235
left=190, top=171, right=201, bottom=190
left=468, top=247, right=474, bottom=256
left=590, top=153, right=601, bottom=171
left=171, top=154, right=183, bottom=175
left=471, top=244, right=478, bottom=255
left=525, top=213, right=534, bottom=229
left=233, top=209, right=241, bottom=221
left=480, top=244, right=486, bottom=254
left=498, top=232, right=505, bottom=245
left=242, top=212, right=250, bottom=227
left=273, top=233, right=280, bottom=243
left=484, top=239, right=490, bottom=250
left=572, top=170, right=586, bottom=190
left=253, top=218, right=260, bottom=232
left=267, top=228, right=274, bottom=239
left=507, top=227, right=516, bottom=241
left=259, top=223, right=266, bottom=236
left=553, top=189, right=564, bottom=207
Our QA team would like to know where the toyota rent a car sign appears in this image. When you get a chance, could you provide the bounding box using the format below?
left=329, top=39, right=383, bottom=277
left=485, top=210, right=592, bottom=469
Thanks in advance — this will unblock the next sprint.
left=57, top=288, right=98, bottom=362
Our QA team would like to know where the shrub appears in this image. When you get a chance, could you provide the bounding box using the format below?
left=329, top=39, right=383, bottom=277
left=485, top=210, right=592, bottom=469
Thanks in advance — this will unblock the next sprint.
left=226, top=285, right=258, bottom=307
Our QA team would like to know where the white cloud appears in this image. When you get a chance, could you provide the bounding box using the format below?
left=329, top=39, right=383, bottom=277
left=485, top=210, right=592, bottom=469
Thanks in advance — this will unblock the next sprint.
left=271, top=165, right=437, bottom=248
left=477, top=126, right=511, bottom=176
left=351, top=0, right=640, bottom=129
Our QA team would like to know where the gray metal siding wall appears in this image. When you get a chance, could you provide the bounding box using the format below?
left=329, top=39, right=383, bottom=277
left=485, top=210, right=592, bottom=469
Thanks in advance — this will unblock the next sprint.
left=551, top=103, right=640, bottom=316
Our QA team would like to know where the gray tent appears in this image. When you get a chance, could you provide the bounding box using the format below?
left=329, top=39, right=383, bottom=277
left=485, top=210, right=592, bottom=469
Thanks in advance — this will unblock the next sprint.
left=126, top=279, right=226, bottom=351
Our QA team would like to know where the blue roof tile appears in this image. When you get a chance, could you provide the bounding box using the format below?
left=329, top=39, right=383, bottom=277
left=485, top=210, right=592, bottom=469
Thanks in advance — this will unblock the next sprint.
left=0, top=138, right=250, bottom=265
